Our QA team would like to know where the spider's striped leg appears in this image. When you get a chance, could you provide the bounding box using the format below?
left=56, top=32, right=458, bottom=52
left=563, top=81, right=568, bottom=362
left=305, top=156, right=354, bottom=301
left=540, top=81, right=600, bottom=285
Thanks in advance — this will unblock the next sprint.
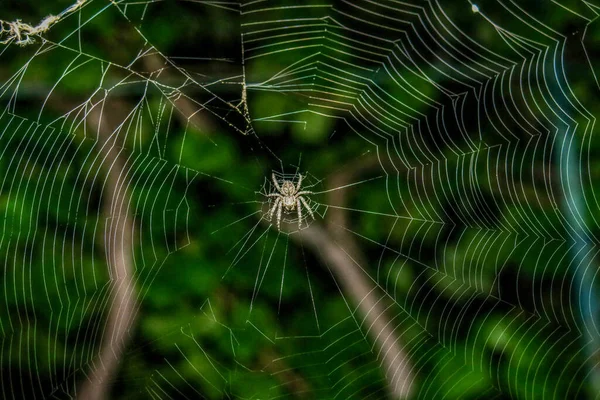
left=297, top=198, right=303, bottom=229
left=268, top=197, right=281, bottom=221
left=296, top=190, right=312, bottom=196
left=276, top=200, right=283, bottom=231
left=295, top=174, right=303, bottom=193
left=272, top=173, right=282, bottom=193
left=298, top=196, right=315, bottom=220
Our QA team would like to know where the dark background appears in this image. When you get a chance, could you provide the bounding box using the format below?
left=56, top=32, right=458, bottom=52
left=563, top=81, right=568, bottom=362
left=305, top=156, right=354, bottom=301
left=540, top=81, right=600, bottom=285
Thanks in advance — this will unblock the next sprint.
left=1, top=0, right=599, bottom=398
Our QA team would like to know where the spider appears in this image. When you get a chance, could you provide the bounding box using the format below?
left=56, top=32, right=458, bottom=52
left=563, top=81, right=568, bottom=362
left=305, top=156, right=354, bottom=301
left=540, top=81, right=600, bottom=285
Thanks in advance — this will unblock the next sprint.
left=266, top=173, right=315, bottom=230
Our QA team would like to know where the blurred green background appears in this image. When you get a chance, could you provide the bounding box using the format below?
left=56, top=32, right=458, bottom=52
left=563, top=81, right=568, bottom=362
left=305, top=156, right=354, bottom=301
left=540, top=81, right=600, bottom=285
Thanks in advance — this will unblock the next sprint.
left=1, top=0, right=600, bottom=399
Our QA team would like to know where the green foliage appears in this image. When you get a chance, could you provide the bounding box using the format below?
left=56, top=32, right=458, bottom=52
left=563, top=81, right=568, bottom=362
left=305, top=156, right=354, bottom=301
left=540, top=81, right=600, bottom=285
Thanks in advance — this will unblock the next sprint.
left=0, top=0, right=596, bottom=399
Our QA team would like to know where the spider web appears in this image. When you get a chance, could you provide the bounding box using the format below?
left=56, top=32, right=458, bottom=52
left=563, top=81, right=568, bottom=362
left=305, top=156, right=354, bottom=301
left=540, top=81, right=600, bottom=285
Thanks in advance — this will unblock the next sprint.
left=0, top=0, right=599, bottom=398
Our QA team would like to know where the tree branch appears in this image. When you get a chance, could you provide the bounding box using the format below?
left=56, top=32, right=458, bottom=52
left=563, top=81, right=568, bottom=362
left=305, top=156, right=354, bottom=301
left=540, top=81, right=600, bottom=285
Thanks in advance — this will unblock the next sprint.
left=289, top=223, right=414, bottom=399
left=77, top=100, right=138, bottom=400
left=269, top=154, right=415, bottom=398
left=323, top=157, right=414, bottom=398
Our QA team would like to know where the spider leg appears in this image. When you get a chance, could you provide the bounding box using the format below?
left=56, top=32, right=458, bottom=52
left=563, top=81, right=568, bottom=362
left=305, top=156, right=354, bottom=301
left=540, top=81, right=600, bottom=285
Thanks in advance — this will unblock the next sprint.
left=276, top=199, right=283, bottom=231
left=266, top=193, right=281, bottom=198
left=297, top=198, right=303, bottom=229
left=295, top=174, right=303, bottom=193
left=296, top=190, right=313, bottom=196
left=272, top=173, right=283, bottom=193
left=298, top=196, right=315, bottom=220
left=268, top=197, right=281, bottom=221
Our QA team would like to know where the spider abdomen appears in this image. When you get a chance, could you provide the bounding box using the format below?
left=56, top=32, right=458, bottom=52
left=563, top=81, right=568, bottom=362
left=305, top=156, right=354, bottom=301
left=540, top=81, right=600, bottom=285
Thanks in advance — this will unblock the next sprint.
left=283, top=197, right=296, bottom=209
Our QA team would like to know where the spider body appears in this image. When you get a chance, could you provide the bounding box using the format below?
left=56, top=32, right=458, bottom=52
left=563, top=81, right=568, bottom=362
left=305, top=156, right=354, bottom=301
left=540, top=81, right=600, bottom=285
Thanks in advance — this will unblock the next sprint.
left=267, top=173, right=315, bottom=230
